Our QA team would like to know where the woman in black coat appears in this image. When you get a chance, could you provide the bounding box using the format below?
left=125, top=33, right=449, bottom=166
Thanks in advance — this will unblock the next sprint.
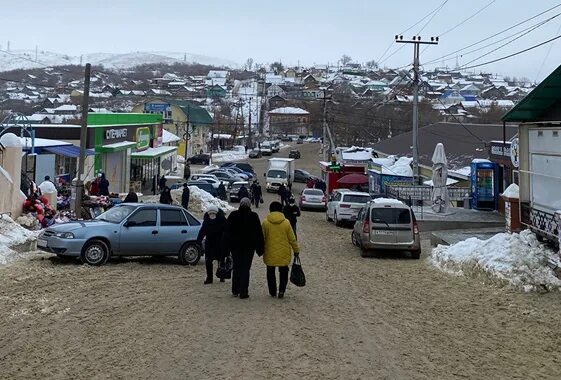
left=197, top=206, right=228, bottom=284
left=159, top=186, right=173, bottom=205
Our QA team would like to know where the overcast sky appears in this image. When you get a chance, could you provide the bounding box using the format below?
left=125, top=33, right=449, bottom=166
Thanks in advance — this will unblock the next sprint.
left=3, top=0, right=561, bottom=80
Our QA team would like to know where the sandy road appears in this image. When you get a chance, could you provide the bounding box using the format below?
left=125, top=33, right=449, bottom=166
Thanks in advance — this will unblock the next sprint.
left=1, top=142, right=561, bottom=379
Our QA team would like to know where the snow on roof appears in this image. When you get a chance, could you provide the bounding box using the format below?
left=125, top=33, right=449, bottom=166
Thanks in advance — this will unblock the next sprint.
left=501, top=183, right=519, bottom=199
left=341, top=146, right=374, bottom=161
left=0, top=133, right=22, bottom=148
left=20, top=137, right=72, bottom=148
left=54, top=104, right=77, bottom=111
left=372, top=198, right=404, bottom=205
left=268, top=107, right=309, bottom=115
left=162, top=129, right=180, bottom=144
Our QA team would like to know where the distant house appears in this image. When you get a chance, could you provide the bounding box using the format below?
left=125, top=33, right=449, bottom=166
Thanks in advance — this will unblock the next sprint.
left=53, top=104, right=77, bottom=115
left=480, top=86, right=507, bottom=100
left=440, top=89, right=465, bottom=105
left=268, top=95, right=286, bottom=109
left=267, top=84, right=287, bottom=98
left=147, top=89, right=172, bottom=96
left=284, top=68, right=297, bottom=78
left=459, top=84, right=481, bottom=97
left=302, top=74, right=320, bottom=89
left=205, top=84, right=227, bottom=98
left=267, top=107, right=310, bottom=136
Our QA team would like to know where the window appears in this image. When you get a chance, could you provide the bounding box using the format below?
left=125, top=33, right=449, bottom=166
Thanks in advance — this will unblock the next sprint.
left=97, top=205, right=136, bottom=223
left=304, top=189, right=324, bottom=196
left=371, top=208, right=411, bottom=225
left=184, top=211, right=201, bottom=226
left=128, top=209, right=157, bottom=227
left=160, top=209, right=187, bottom=226
left=342, top=195, right=370, bottom=203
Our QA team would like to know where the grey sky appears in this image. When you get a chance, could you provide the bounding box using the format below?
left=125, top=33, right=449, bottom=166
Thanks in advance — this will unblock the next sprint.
left=3, top=0, right=561, bottom=80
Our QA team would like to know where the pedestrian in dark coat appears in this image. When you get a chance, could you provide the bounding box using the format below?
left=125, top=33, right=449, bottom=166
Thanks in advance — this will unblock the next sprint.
left=159, top=186, right=173, bottom=204
left=278, top=183, right=288, bottom=207
left=197, top=206, right=227, bottom=284
left=283, top=196, right=301, bottom=238
left=99, top=173, right=110, bottom=196
left=237, top=184, right=249, bottom=201
left=181, top=184, right=190, bottom=209
left=159, top=175, right=167, bottom=192
left=225, top=197, right=264, bottom=299
left=123, top=191, right=138, bottom=203
left=250, top=181, right=262, bottom=208
left=217, top=183, right=227, bottom=200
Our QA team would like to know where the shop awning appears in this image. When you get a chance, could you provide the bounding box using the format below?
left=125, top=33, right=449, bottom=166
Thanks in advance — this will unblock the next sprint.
left=131, top=146, right=177, bottom=159
left=44, top=145, right=95, bottom=158
left=98, top=141, right=137, bottom=152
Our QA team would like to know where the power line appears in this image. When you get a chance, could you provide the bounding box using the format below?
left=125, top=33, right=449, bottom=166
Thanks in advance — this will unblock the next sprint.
left=535, top=19, right=561, bottom=81
left=422, top=2, right=561, bottom=66
left=437, top=0, right=496, bottom=38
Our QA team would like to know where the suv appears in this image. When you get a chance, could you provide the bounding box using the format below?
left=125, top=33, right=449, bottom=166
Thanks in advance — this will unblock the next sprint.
left=326, top=190, right=371, bottom=226
left=288, top=150, right=301, bottom=159
left=351, top=199, right=420, bottom=259
left=186, top=154, right=210, bottom=165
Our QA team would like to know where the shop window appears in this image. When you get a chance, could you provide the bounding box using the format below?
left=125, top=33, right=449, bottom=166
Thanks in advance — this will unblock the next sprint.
left=128, top=209, right=157, bottom=227
left=160, top=209, right=188, bottom=226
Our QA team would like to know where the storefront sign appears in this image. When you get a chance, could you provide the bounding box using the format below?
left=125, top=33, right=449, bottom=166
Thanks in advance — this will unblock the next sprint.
left=105, top=128, right=128, bottom=140
left=490, top=144, right=511, bottom=157
left=144, top=103, right=171, bottom=113
left=136, top=127, right=151, bottom=150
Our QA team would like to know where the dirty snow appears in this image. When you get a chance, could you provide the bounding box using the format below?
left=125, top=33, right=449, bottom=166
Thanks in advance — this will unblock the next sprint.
left=212, top=151, right=248, bottom=163
left=142, top=186, right=234, bottom=215
left=0, top=215, right=38, bottom=265
left=430, top=230, right=561, bottom=292
left=502, top=183, right=519, bottom=199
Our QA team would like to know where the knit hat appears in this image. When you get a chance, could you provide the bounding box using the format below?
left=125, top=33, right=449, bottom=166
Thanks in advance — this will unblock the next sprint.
left=207, top=205, right=219, bottom=214
left=239, top=197, right=251, bottom=209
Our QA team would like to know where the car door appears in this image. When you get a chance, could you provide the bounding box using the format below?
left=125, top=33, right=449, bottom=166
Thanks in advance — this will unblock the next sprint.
left=158, top=208, right=191, bottom=254
left=119, top=208, right=159, bottom=255
left=370, top=207, right=398, bottom=245
left=393, top=208, right=414, bottom=244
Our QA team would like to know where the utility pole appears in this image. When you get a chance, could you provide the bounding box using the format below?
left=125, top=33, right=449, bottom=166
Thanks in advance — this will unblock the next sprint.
left=74, top=63, right=91, bottom=217
left=395, top=35, right=438, bottom=185
left=248, top=96, right=253, bottom=148
left=322, top=95, right=328, bottom=161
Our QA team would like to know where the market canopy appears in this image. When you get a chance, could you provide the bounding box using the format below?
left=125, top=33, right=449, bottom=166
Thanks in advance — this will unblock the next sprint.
left=336, top=173, right=368, bottom=185
left=502, top=64, right=561, bottom=123
left=44, top=145, right=95, bottom=158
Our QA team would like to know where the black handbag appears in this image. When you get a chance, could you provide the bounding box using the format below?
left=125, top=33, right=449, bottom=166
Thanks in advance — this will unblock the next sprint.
left=216, top=255, right=233, bottom=280
left=290, top=254, right=306, bottom=287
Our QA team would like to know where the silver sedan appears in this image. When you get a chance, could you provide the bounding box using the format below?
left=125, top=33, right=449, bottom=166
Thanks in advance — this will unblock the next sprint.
left=299, top=188, right=327, bottom=211
left=37, top=203, right=203, bottom=266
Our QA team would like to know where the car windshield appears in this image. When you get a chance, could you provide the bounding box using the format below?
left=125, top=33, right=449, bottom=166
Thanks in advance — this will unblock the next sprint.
left=304, top=189, right=324, bottom=196
left=268, top=170, right=287, bottom=179
left=342, top=194, right=370, bottom=203
left=297, top=169, right=311, bottom=176
left=371, top=208, right=411, bottom=224
left=96, top=205, right=136, bottom=223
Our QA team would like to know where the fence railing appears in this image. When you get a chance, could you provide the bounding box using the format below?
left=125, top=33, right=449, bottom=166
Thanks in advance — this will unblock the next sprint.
left=385, top=185, right=470, bottom=202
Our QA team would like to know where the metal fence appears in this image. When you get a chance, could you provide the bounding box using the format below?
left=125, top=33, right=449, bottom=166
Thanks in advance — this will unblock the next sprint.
left=385, top=185, right=470, bottom=202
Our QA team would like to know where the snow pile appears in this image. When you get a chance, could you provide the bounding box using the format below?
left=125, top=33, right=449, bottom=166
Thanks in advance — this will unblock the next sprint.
left=430, top=230, right=561, bottom=292
left=502, top=183, right=519, bottom=199
left=382, top=157, right=413, bottom=177
left=212, top=151, right=248, bottom=163
left=142, top=186, right=234, bottom=215
left=0, top=215, right=38, bottom=265
left=341, top=146, right=374, bottom=161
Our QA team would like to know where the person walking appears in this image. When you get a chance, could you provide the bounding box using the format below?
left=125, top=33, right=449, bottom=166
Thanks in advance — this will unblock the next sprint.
left=159, top=175, right=167, bottom=192
left=283, top=196, right=301, bottom=238
left=197, top=206, right=227, bottom=284
left=225, top=198, right=264, bottom=299
left=237, top=183, right=249, bottom=201
left=250, top=180, right=262, bottom=208
left=99, top=173, right=110, bottom=196
left=217, top=182, right=227, bottom=201
left=159, top=186, right=173, bottom=204
left=278, top=183, right=288, bottom=207
left=122, top=191, right=138, bottom=203
left=262, top=201, right=300, bottom=299
left=181, top=183, right=190, bottom=209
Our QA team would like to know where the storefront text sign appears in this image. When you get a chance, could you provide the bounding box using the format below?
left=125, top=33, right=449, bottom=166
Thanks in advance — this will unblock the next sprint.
left=105, top=128, right=128, bottom=140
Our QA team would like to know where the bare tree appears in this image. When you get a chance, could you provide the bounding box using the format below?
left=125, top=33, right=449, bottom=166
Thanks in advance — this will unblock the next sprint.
left=365, top=60, right=378, bottom=70
left=340, top=55, right=352, bottom=66
left=269, top=61, right=284, bottom=74
left=245, top=58, right=254, bottom=71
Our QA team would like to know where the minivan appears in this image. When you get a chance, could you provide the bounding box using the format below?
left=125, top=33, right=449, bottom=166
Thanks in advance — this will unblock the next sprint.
left=351, top=198, right=421, bottom=259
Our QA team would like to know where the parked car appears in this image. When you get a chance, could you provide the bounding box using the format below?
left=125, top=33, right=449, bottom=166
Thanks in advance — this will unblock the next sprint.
left=326, top=190, right=371, bottom=226
left=37, top=204, right=203, bottom=266
left=229, top=181, right=249, bottom=202
left=186, top=154, right=210, bottom=165
left=189, top=174, right=225, bottom=188
left=225, top=166, right=254, bottom=181
left=207, top=170, right=244, bottom=185
left=288, top=149, right=301, bottom=159
left=249, top=149, right=262, bottom=158
left=296, top=138, right=304, bottom=144
left=281, top=136, right=292, bottom=142
left=294, top=169, right=316, bottom=183
left=220, top=167, right=249, bottom=180
left=188, top=181, right=218, bottom=196
left=221, top=162, right=255, bottom=174
left=299, top=188, right=327, bottom=211
left=351, top=199, right=421, bottom=259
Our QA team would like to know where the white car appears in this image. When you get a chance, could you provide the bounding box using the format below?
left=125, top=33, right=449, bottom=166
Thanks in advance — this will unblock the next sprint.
left=326, top=190, right=371, bottom=226
left=299, top=188, right=327, bottom=210
left=189, top=174, right=225, bottom=189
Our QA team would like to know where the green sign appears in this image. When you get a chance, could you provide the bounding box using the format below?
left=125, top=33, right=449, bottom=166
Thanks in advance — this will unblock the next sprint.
left=136, top=127, right=151, bottom=150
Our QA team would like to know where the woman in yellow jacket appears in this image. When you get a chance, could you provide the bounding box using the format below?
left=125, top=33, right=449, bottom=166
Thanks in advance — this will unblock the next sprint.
left=262, top=201, right=300, bottom=298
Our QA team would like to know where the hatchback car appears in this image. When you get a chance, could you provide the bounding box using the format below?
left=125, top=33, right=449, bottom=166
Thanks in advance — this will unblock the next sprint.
left=326, top=190, right=371, bottom=226
left=299, top=188, right=326, bottom=211
left=351, top=199, right=420, bottom=259
left=186, top=154, right=210, bottom=165
left=37, top=204, right=203, bottom=266
left=288, top=150, right=301, bottom=159
left=229, top=181, right=249, bottom=202
left=249, top=149, right=262, bottom=158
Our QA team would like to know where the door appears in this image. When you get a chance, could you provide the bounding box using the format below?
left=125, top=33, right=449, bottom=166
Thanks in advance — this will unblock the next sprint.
left=370, top=207, right=413, bottom=244
left=327, top=192, right=341, bottom=218
left=119, top=208, right=159, bottom=255
left=158, top=208, right=191, bottom=254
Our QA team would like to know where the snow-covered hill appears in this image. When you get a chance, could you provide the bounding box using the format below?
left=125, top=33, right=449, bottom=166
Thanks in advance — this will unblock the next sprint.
left=0, top=50, right=238, bottom=72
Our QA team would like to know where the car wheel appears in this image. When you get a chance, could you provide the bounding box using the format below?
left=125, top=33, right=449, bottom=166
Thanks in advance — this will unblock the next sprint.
left=334, top=212, right=342, bottom=227
left=351, top=232, right=359, bottom=247
left=410, top=250, right=421, bottom=260
left=81, top=239, right=109, bottom=266
left=179, top=242, right=201, bottom=265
